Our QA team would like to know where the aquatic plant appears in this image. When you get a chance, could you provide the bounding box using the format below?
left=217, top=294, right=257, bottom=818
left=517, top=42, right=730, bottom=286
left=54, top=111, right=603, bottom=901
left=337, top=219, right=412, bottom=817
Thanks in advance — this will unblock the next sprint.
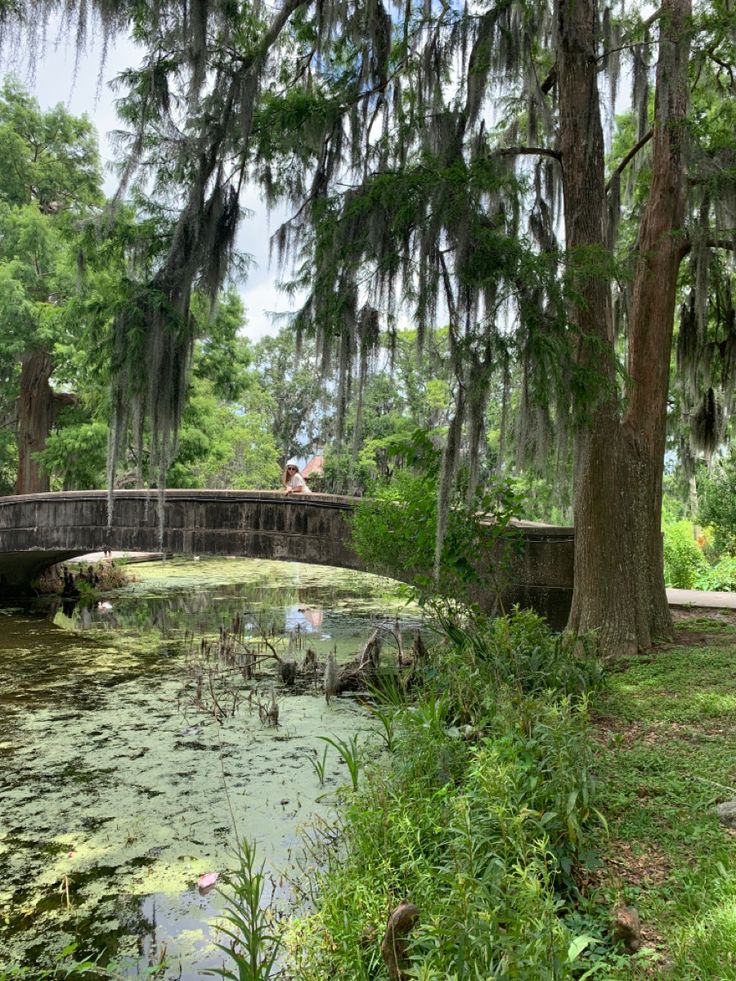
left=0, top=941, right=169, bottom=978
left=366, top=702, right=397, bottom=754
left=179, top=614, right=291, bottom=723
left=318, top=733, right=361, bottom=792
left=309, top=743, right=329, bottom=787
left=206, top=840, right=283, bottom=981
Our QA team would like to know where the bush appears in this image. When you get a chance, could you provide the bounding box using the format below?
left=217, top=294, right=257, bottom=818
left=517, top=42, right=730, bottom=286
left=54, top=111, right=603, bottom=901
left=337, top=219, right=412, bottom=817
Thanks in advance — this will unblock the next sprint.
left=285, top=611, right=606, bottom=980
left=351, top=434, right=521, bottom=605
left=663, top=520, right=707, bottom=588
left=699, top=459, right=736, bottom=553
left=436, top=606, right=603, bottom=705
left=694, top=555, right=736, bottom=592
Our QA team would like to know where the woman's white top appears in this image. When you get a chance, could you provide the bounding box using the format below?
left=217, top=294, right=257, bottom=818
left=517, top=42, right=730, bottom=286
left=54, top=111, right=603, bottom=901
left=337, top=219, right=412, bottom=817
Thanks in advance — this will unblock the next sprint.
left=286, top=472, right=312, bottom=493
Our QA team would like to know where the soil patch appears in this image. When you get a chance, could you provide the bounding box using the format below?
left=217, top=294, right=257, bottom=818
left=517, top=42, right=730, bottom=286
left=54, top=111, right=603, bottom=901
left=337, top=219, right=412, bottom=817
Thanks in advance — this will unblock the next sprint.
left=604, top=839, right=671, bottom=889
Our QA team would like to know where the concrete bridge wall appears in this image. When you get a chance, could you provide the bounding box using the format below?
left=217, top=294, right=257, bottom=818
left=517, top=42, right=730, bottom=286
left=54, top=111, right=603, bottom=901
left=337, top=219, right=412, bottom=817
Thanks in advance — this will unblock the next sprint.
left=0, top=490, right=574, bottom=627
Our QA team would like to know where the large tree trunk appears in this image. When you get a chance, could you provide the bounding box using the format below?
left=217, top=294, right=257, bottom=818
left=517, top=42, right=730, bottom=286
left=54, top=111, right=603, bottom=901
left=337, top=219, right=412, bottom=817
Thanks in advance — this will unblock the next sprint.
left=16, top=348, right=55, bottom=495
left=618, top=0, right=691, bottom=646
left=559, top=0, right=691, bottom=655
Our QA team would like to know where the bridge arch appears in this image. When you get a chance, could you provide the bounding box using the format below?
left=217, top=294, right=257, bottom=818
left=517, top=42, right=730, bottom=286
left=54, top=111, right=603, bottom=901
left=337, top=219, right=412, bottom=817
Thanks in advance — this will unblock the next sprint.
left=0, top=489, right=575, bottom=626
left=0, top=490, right=368, bottom=584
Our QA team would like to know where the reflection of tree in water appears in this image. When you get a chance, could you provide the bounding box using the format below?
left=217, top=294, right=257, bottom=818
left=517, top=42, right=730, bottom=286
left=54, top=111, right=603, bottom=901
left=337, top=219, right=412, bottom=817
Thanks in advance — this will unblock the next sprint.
left=44, top=564, right=405, bottom=644
left=10, top=868, right=169, bottom=977
left=59, top=580, right=311, bottom=638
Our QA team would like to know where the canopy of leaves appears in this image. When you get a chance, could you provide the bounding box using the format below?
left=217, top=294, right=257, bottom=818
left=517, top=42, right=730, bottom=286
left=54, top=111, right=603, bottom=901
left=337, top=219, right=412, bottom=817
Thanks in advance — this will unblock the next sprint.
left=1, top=1, right=734, bottom=529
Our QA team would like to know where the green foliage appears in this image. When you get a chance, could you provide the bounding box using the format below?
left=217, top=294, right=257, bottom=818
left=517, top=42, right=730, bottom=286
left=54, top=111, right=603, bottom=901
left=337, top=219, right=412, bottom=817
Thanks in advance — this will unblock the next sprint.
left=167, top=375, right=281, bottom=490
left=38, top=410, right=109, bottom=490
left=206, top=840, right=282, bottom=981
left=318, top=733, right=362, bottom=791
left=351, top=428, right=521, bottom=602
left=699, top=458, right=736, bottom=553
left=0, top=77, right=101, bottom=210
left=0, top=941, right=167, bottom=978
left=252, top=331, right=328, bottom=459
left=0, top=949, right=97, bottom=979
left=286, top=611, right=605, bottom=979
left=192, top=293, right=256, bottom=403
left=663, top=520, right=708, bottom=589
left=694, top=555, right=736, bottom=592
left=321, top=448, right=377, bottom=495
left=437, top=607, right=604, bottom=709
left=0, top=77, right=108, bottom=490
left=309, top=743, right=329, bottom=785
left=0, top=425, right=16, bottom=494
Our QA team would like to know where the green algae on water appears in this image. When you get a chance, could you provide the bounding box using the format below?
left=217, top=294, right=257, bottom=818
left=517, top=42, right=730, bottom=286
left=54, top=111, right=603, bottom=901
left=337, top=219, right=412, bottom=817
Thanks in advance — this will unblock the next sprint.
left=0, top=559, right=423, bottom=977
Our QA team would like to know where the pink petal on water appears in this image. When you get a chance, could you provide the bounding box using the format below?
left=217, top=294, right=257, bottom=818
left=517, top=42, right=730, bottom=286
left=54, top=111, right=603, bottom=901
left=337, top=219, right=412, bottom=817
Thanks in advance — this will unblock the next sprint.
left=197, top=872, right=219, bottom=892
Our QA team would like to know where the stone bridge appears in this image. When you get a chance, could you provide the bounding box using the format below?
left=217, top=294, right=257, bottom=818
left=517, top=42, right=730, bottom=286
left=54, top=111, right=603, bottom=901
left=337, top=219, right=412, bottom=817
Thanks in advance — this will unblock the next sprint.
left=0, top=490, right=575, bottom=626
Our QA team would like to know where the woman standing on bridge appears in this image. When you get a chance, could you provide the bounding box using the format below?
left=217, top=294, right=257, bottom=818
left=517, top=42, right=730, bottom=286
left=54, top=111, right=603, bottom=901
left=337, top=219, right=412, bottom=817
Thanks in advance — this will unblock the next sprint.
left=282, top=459, right=312, bottom=495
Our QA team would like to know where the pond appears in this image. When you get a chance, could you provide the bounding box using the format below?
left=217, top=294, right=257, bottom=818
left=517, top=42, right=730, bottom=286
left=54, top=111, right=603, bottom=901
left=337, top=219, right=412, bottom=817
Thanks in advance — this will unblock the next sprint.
left=0, top=557, right=423, bottom=977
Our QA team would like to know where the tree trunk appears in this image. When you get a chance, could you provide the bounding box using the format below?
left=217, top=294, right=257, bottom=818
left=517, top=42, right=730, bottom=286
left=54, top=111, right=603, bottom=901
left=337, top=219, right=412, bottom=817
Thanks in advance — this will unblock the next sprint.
left=559, top=0, right=691, bottom=655
left=16, top=348, right=55, bottom=495
left=622, top=0, right=691, bottom=643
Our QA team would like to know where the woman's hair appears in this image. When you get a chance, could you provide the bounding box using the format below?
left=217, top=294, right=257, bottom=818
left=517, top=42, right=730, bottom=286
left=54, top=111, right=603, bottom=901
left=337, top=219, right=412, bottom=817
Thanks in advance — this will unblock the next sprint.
left=282, top=460, right=299, bottom=486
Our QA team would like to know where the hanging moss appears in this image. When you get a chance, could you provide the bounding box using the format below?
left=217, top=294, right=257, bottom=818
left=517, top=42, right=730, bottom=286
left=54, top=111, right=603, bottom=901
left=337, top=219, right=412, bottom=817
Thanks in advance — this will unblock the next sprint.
left=691, top=388, right=723, bottom=460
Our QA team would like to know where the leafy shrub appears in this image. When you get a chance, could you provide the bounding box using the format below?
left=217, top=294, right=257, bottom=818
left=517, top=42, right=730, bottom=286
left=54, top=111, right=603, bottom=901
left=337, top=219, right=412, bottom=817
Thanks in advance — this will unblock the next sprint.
left=699, top=458, right=736, bottom=553
left=436, top=606, right=603, bottom=704
left=694, top=555, right=736, bottom=592
left=286, top=611, right=606, bottom=979
left=351, top=429, right=521, bottom=604
left=663, top=520, right=707, bottom=588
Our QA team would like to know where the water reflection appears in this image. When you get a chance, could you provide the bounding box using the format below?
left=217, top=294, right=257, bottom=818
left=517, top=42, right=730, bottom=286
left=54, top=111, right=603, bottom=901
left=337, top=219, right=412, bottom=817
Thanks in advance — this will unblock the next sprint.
left=46, top=558, right=413, bottom=665
left=285, top=605, right=324, bottom=634
left=0, top=558, right=422, bottom=977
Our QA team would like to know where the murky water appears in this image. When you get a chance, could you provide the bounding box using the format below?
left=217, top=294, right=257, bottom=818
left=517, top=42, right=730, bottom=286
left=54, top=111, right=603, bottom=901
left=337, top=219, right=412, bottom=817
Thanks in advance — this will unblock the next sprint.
left=0, top=558, right=421, bottom=977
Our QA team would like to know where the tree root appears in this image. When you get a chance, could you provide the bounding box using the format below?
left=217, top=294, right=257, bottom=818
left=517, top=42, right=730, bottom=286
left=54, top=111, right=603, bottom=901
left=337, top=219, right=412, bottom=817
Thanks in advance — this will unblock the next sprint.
left=380, top=901, right=419, bottom=981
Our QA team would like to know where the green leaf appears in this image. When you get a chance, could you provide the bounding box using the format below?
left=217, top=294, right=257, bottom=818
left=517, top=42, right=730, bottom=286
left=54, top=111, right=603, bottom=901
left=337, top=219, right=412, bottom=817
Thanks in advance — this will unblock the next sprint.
left=567, top=934, right=596, bottom=962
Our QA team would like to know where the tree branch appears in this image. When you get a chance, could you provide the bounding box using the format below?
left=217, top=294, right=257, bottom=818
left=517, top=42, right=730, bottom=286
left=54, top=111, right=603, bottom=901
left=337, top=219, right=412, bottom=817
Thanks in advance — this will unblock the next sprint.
left=496, top=145, right=561, bottom=162
left=679, top=237, right=736, bottom=260
left=705, top=46, right=736, bottom=90
left=605, top=129, right=653, bottom=193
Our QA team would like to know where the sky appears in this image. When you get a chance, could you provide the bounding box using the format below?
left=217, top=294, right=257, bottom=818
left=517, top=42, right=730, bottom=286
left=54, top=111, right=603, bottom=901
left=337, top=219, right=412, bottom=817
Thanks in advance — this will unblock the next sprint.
left=11, top=21, right=294, bottom=341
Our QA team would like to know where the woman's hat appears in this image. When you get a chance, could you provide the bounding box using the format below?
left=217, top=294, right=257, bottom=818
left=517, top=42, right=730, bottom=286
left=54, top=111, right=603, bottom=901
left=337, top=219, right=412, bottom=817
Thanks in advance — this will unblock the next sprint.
left=285, top=458, right=299, bottom=468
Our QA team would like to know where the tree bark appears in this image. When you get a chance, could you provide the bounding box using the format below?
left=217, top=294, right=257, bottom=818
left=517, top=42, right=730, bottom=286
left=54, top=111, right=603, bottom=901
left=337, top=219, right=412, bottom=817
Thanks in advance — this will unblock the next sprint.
left=622, top=0, right=691, bottom=643
left=559, top=0, right=691, bottom=655
left=16, top=348, right=55, bottom=495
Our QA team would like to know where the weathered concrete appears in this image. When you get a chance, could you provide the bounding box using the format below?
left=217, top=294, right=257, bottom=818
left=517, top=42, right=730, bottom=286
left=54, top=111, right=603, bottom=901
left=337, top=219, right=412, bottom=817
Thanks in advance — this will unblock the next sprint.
left=666, top=587, right=736, bottom=610
left=0, top=490, right=575, bottom=626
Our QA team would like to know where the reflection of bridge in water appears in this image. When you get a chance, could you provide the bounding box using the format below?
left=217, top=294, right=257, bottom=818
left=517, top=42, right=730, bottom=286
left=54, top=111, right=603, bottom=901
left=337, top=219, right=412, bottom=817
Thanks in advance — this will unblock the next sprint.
left=0, top=490, right=575, bottom=627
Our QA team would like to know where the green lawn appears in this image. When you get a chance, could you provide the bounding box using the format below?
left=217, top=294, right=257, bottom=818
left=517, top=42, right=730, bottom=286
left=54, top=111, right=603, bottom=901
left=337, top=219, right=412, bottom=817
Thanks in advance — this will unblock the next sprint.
left=593, top=613, right=736, bottom=978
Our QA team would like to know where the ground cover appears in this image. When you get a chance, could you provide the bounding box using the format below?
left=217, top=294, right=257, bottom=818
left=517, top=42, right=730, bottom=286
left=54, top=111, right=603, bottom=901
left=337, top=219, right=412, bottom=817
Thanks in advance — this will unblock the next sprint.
left=592, top=610, right=736, bottom=979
